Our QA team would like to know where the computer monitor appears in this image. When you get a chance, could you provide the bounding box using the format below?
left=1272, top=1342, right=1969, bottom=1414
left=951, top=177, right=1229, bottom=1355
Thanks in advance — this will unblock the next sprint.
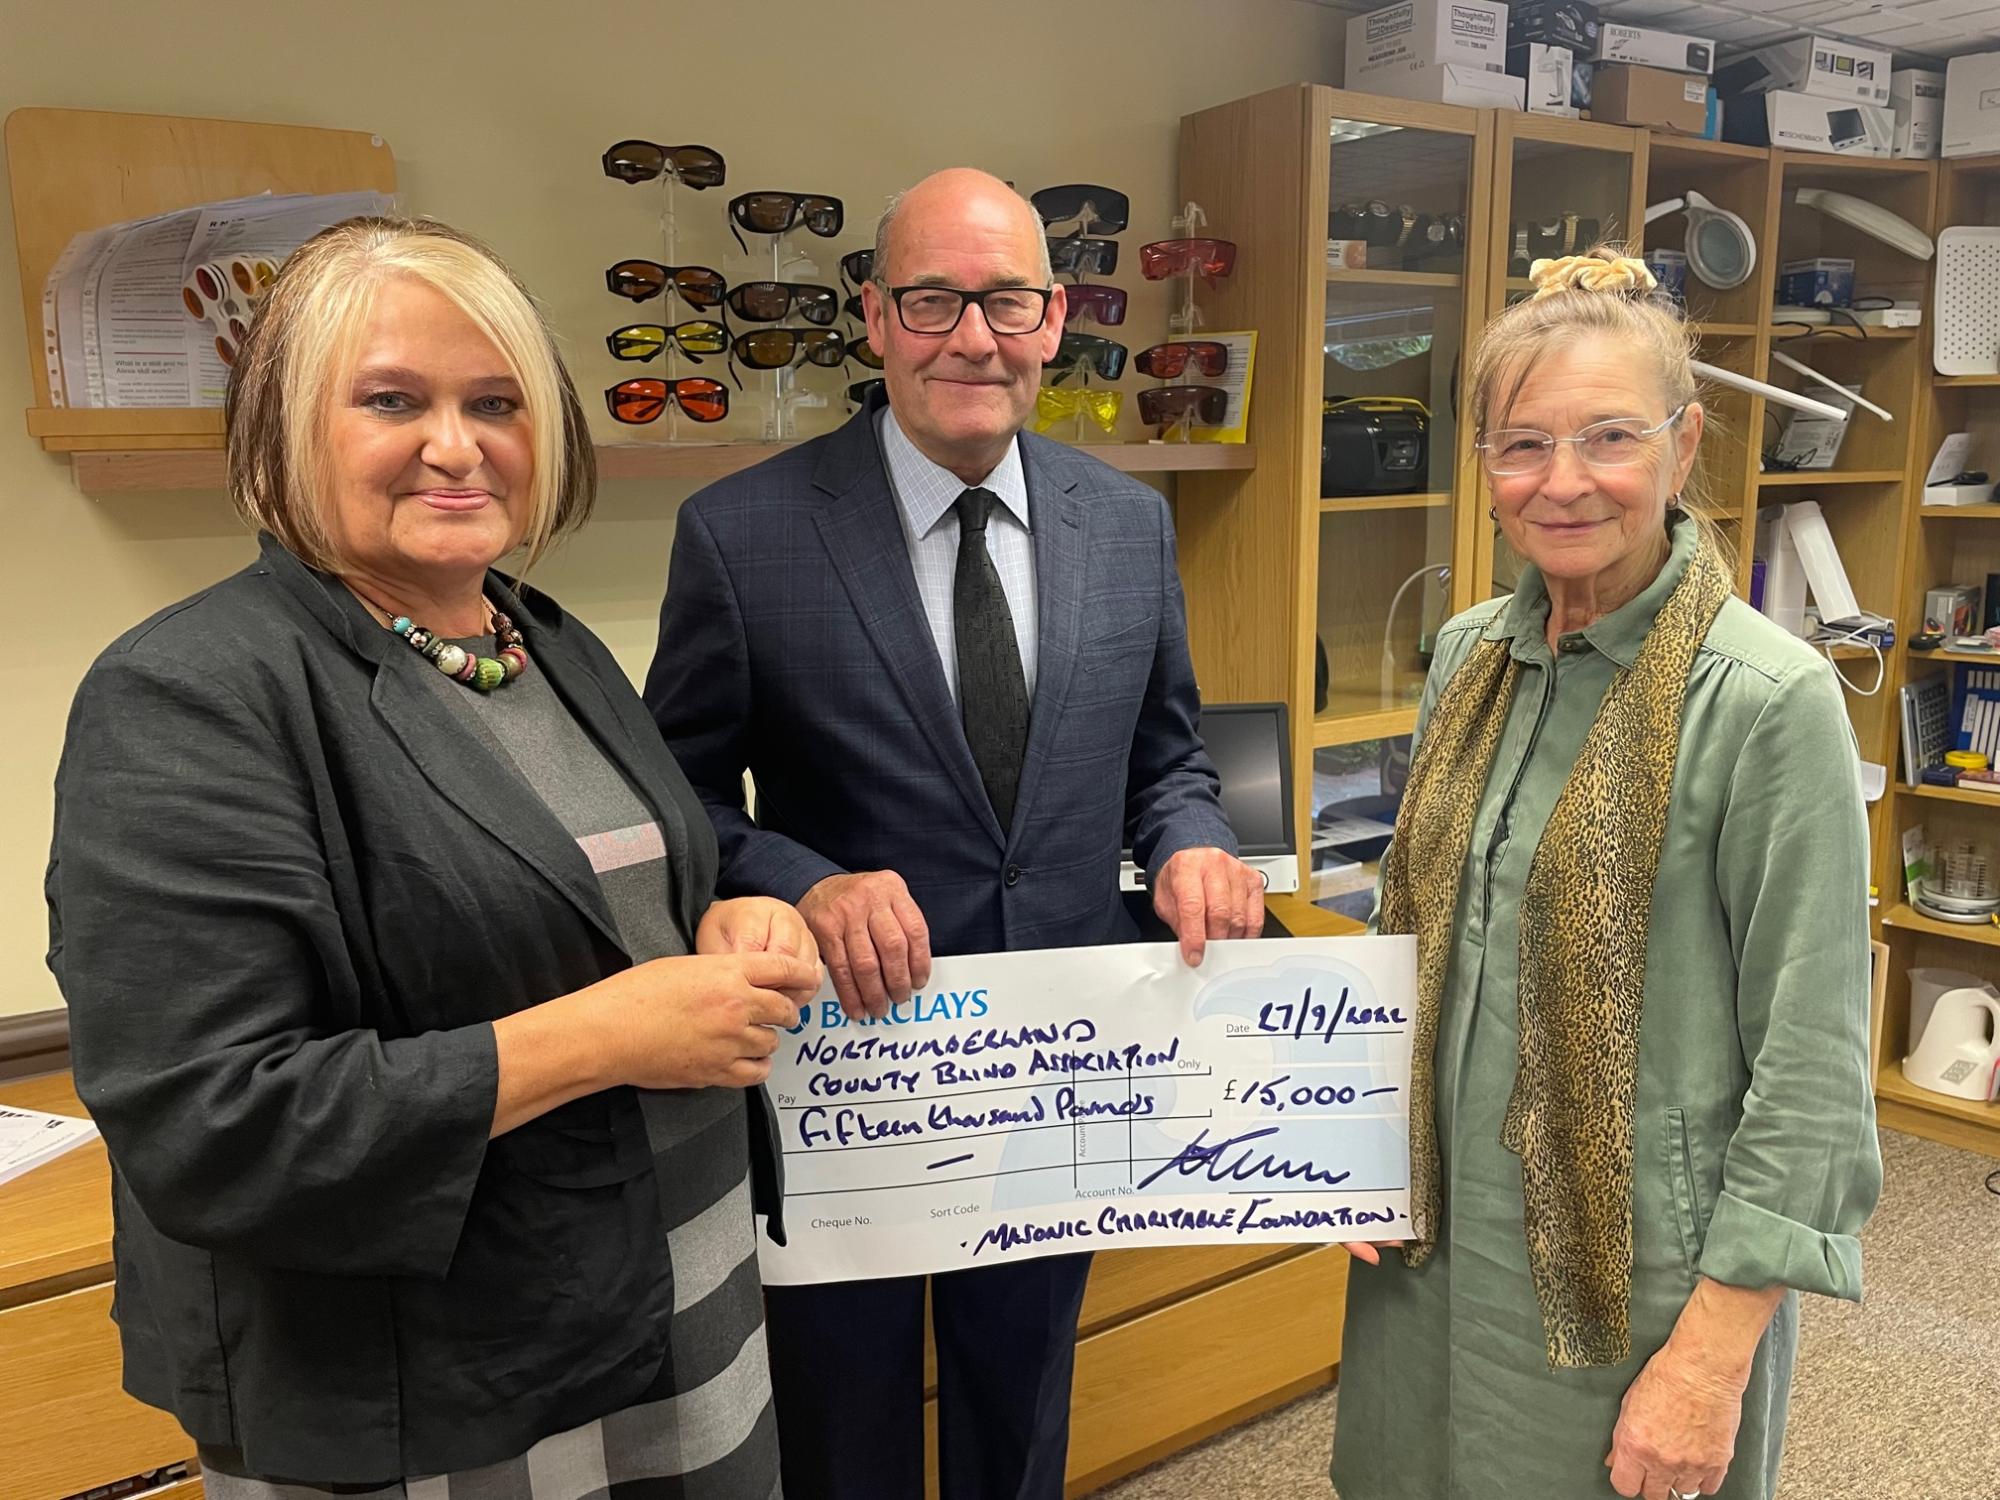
left=1119, top=701, right=1297, bottom=891
left=1196, top=701, right=1293, bottom=856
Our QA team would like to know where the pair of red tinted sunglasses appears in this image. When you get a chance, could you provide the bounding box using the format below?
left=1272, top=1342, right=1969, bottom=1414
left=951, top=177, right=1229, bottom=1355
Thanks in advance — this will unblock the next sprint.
left=606, top=377, right=729, bottom=425
left=1065, top=283, right=1127, bottom=327
left=1139, top=238, right=1237, bottom=284
left=1135, top=341, right=1229, bottom=379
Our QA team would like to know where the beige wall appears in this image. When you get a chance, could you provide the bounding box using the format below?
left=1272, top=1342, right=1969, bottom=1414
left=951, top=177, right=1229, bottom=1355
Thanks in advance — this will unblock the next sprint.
left=0, top=0, right=1342, bottom=1017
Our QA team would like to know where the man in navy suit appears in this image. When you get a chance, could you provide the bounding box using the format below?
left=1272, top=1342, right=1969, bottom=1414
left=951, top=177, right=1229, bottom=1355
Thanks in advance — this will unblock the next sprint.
left=646, top=167, right=1265, bottom=1500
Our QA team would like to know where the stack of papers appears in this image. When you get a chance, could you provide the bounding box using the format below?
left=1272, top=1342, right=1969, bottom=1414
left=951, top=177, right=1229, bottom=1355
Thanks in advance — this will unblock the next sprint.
left=0, top=1103, right=100, bottom=1190
left=42, top=189, right=391, bottom=410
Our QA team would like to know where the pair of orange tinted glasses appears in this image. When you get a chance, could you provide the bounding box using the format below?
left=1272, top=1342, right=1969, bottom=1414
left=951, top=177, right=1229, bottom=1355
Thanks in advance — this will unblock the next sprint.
left=606, top=377, right=729, bottom=425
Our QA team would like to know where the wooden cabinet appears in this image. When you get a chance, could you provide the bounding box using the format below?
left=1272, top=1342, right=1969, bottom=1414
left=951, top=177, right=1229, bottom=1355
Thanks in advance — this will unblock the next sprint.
left=0, top=1074, right=198, bottom=1500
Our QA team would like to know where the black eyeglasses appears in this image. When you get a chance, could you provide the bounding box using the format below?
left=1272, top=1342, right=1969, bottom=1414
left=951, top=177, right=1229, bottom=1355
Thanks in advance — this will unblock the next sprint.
left=883, top=284, right=1054, bottom=336
left=840, top=249, right=875, bottom=289
left=1048, top=235, right=1119, bottom=278
left=728, top=192, right=844, bottom=253
left=1045, top=333, right=1128, bottom=382
left=601, top=140, right=726, bottom=190
left=725, top=281, right=839, bottom=326
left=604, top=260, right=728, bottom=311
left=1031, top=184, right=1130, bottom=236
left=731, top=326, right=846, bottom=371
left=846, top=378, right=886, bottom=409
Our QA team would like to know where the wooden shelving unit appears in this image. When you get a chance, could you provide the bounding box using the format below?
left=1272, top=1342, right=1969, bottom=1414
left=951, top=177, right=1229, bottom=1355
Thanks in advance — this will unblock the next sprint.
left=1177, top=85, right=1494, bottom=866
left=1175, top=89, right=1990, bottom=1163
left=1871, top=150, right=2000, bottom=1161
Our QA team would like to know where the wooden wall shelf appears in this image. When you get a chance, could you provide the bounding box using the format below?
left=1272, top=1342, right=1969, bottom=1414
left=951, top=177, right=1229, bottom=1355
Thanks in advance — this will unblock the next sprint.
left=7, top=108, right=398, bottom=455
left=62, top=439, right=1256, bottom=496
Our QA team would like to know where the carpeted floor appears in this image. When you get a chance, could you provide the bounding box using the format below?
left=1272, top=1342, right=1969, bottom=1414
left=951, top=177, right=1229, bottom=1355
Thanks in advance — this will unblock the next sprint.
left=1097, top=1128, right=2000, bottom=1499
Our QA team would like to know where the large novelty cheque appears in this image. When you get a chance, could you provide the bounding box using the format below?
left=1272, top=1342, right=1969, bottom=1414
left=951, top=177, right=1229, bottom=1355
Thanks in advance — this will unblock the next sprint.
left=759, top=936, right=1415, bottom=1283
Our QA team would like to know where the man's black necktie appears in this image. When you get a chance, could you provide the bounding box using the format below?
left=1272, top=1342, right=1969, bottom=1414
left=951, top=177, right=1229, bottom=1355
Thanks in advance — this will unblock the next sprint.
left=953, top=487, right=1030, bottom=830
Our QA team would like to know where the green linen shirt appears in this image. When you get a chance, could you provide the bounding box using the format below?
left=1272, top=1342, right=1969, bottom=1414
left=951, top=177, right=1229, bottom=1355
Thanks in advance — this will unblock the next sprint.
left=1332, top=518, right=1882, bottom=1499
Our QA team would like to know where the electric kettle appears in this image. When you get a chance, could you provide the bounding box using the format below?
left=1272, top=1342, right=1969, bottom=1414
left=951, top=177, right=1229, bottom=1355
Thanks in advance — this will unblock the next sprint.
left=1903, top=967, right=2000, bottom=1102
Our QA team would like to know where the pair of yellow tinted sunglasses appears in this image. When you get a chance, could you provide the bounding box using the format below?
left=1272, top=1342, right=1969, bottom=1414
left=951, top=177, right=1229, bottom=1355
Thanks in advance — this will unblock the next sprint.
left=1033, top=386, right=1123, bottom=435
left=607, top=321, right=729, bottom=364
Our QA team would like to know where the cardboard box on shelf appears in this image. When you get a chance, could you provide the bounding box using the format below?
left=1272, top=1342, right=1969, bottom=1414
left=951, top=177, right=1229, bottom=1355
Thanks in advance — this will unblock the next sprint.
left=1943, top=51, right=2000, bottom=159
left=1590, top=63, right=1709, bottom=135
left=1891, top=69, right=1944, bottom=158
left=1509, top=42, right=1576, bottom=116
left=1779, top=257, right=1856, bottom=308
left=1644, top=247, right=1688, bottom=305
left=1346, top=0, right=1508, bottom=93
left=1725, top=90, right=1892, bottom=156
left=1592, top=22, right=1712, bottom=75
left=1506, top=0, right=1597, bottom=54
left=1714, top=35, right=1891, bottom=106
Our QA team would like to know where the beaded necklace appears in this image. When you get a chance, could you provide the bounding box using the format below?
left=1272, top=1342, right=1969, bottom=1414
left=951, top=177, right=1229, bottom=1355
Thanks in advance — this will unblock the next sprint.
left=357, top=590, right=530, bottom=692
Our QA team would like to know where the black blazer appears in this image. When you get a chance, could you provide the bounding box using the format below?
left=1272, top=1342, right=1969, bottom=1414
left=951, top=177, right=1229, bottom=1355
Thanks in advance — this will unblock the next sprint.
left=46, top=534, right=783, bottom=1483
left=646, top=389, right=1236, bottom=955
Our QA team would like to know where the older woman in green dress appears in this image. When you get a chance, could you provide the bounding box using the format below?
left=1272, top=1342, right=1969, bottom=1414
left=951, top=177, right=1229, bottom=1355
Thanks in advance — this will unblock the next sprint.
left=1332, top=249, right=1880, bottom=1500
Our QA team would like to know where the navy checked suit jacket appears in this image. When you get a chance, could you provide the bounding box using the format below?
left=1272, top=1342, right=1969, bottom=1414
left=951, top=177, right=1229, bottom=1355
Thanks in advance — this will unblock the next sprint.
left=645, top=389, right=1236, bottom=957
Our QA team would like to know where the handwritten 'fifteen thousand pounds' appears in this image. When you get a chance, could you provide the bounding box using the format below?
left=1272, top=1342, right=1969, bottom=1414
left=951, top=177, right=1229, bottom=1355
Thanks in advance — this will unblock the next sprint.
left=757, top=935, right=1417, bottom=1285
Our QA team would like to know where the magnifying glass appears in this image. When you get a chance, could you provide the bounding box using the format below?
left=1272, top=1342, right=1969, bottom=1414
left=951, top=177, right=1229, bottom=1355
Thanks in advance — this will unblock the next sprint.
left=1644, top=190, right=1756, bottom=291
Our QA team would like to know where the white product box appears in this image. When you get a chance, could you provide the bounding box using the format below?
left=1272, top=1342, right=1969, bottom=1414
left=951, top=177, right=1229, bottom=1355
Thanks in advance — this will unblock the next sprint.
left=1346, top=0, right=1508, bottom=91
left=1362, top=61, right=1526, bottom=108
left=1892, top=69, right=1945, bottom=158
left=1716, top=35, right=1890, bottom=106
left=1593, top=22, right=1712, bottom=76
left=1511, top=41, right=1574, bottom=115
left=1943, top=51, right=2000, bottom=159
left=1736, top=91, right=1893, bottom=157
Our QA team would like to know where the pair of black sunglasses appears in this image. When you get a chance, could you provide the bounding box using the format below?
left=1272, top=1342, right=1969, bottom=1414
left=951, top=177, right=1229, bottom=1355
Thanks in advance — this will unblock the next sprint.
left=601, top=140, right=726, bottom=189
left=605, top=260, right=727, bottom=311
left=840, top=248, right=874, bottom=288
left=1045, top=333, right=1127, bottom=382
left=1048, top=235, right=1119, bottom=278
left=728, top=281, right=838, bottom=325
left=732, top=326, right=845, bottom=371
left=729, top=192, right=844, bottom=254
left=1031, top=184, right=1129, bottom=236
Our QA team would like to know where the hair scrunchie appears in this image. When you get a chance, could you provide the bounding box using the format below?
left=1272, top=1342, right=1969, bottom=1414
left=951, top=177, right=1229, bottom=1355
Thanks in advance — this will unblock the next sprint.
left=1528, top=254, right=1658, bottom=300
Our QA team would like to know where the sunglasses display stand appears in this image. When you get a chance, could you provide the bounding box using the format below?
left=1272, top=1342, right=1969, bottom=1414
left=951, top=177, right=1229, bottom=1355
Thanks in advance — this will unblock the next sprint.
left=756, top=233, right=826, bottom=443
left=650, top=172, right=687, bottom=441
left=1164, top=202, right=1210, bottom=340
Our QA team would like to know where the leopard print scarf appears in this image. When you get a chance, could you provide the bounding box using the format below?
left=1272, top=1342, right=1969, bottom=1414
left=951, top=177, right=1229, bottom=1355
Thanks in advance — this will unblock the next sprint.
left=1378, top=537, right=1731, bottom=1368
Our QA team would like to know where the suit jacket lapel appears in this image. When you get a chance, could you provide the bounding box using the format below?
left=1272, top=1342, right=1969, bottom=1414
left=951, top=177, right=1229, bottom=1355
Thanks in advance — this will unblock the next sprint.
left=1012, top=443, right=1087, bottom=845
left=812, top=402, right=1006, bottom=848
left=368, top=651, right=629, bottom=955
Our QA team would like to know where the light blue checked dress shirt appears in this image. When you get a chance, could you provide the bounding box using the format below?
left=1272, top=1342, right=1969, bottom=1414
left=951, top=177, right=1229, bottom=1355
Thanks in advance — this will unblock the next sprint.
left=877, top=406, right=1039, bottom=704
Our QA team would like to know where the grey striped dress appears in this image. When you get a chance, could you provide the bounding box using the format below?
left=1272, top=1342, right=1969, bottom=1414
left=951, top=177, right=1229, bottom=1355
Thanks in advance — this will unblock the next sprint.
left=199, top=630, right=781, bottom=1500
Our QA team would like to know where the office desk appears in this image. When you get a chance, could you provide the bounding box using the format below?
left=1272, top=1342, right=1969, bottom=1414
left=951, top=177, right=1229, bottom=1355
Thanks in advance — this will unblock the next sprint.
left=0, top=1074, right=200, bottom=1500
